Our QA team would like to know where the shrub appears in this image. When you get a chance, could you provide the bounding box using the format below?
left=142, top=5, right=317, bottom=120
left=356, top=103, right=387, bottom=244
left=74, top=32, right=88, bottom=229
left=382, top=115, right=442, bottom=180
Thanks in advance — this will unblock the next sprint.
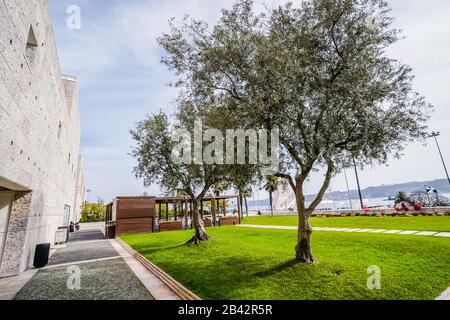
left=80, top=201, right=106, bottom=223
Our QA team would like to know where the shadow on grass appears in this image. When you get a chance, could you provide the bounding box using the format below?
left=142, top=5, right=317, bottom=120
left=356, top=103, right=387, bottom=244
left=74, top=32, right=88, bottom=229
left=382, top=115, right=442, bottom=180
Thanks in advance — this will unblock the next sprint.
left=130, top=243, right=186, bottom=255
left=174, top=257, right=266, bottom=299
left=254, top=259, right=302, bottom=278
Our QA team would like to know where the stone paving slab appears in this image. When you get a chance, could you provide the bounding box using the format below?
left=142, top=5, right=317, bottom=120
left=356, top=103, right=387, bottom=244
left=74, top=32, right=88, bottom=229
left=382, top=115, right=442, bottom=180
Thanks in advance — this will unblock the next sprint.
left=239, top=225, right=449, bottom=238
left=69, top=229, right=106, bottom=242
left=383, top=230, right=402, bottom=234
left=0, top=269, right=38, bottom=300
left=398, top=230, right=418, bottom=235
left=44, top=256, right=122, bottom=270
left=435, top=232, right=450, bottom=238
left=344, top=228, right=363, bottom=232
left=48, top=240, right=119, bottom=266
left=414, top=231, right=438, bottom=236
left=369, top=229, right=388, bottom=233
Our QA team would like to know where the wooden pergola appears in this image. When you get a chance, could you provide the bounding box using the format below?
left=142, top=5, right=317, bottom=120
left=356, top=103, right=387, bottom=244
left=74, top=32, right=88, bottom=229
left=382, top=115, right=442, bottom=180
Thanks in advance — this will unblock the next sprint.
left=155, top=195, right=242, bottom=226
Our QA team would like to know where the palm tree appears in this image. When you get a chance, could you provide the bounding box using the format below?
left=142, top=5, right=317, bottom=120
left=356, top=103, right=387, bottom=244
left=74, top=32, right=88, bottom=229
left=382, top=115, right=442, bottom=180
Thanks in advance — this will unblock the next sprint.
left=212, top=182, right=227, bottom=224
left=395, top=191, right=410, bottom=204
left=233, top=188, right=245, bottom=221
left=242, top=189, right=252, bottom=217
left=212, top=183, right=224, bottom=197
left=264, top=176, right=281, bottom=216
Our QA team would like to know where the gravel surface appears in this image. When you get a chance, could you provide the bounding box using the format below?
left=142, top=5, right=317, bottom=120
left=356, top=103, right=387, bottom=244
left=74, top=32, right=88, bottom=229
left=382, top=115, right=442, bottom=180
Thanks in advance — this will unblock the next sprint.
left=48, top=241, right=119, bottom=266
left=15, top=259, right=154, bottom=300
left=69, top=229, right=106, bottom=242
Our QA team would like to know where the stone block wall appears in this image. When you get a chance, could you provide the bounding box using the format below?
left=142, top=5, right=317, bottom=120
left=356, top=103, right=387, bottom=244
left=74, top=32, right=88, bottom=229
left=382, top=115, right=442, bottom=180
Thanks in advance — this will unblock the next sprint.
left=0, top=192, right=31, bottom=276
left=0, top=0, right=84, bottom=276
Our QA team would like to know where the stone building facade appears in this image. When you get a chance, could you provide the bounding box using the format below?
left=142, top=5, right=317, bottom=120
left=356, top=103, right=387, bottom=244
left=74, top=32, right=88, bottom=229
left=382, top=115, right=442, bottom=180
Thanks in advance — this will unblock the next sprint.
left=0, top=0, right=85, bottom=277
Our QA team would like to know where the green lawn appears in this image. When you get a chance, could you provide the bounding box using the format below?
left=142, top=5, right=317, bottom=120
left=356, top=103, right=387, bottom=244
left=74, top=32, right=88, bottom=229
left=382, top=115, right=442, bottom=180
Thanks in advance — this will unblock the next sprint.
left=242, top=215, right=450, bottom=232
left=121, top=227, right=450, bottom=300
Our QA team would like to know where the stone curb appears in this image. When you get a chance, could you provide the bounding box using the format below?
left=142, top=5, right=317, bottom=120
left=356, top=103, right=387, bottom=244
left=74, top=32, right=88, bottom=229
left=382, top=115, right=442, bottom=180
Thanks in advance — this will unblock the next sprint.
left=114, top=238, right=201, bottom=300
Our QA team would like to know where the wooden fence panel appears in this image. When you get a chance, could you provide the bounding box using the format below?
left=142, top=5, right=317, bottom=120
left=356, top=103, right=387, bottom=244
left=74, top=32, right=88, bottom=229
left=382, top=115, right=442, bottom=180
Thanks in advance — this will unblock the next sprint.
left=219, top=216, right=238, bottom=226
left=117, top=218, right=154, bottom=236
left=159, top=222, right=183, bottom=232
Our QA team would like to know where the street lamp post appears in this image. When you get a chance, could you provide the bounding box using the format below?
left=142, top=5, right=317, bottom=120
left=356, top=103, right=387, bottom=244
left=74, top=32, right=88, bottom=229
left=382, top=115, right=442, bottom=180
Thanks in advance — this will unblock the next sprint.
left=353, top=159, right=364, bottom=210
left=343, top=169, right=353, bottom=210
left=86, top=189, right=92, bottom=204
left=429, top=132, right=450, bottom=187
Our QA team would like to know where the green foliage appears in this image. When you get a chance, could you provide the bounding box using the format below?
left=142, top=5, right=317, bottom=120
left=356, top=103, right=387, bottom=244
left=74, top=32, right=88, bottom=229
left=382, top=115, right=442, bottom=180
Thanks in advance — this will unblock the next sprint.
left=395, top=191, right=410, bottom=204
left=263, top=176, right=281, bottom=193
left=80, top=201, right=106, bottom=223
left=130, top=111, right=231, bottom=201
left=159, top=0, right=433, bottom=217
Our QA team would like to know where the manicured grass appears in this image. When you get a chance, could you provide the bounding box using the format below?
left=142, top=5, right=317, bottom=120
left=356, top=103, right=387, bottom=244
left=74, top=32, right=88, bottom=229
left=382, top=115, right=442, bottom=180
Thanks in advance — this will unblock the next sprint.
left=121, top=227, right=450, bottom=300
left=242, top=215, right=450, bottom=232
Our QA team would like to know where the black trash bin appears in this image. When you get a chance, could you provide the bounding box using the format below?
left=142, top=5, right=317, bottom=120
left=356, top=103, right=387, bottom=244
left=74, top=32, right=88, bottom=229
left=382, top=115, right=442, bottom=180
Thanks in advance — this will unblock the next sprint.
left=33, top=243, right=50, bottom=268
left=105, top=224, right=116, bottom=239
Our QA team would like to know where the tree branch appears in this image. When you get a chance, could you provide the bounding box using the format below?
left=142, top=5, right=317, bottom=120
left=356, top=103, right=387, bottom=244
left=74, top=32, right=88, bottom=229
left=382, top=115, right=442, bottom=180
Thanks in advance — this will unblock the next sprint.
left=274, top=172, right=296, bottom=192
left=306, top=161, right=334, bottom=215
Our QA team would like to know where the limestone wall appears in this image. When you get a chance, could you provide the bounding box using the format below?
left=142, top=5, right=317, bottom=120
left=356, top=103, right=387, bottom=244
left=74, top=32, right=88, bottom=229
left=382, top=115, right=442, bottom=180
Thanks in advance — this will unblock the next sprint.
left=73, top=152, right=85, bottom=222
left=0, top=0, right=84, bottom=276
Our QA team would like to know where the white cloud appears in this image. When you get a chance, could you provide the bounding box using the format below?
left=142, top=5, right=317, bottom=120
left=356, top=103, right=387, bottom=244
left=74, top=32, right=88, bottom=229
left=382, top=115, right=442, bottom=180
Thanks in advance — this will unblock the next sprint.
left=111, top=0, right=236, bottom=67
left=50, top=0, right=450, bottom=200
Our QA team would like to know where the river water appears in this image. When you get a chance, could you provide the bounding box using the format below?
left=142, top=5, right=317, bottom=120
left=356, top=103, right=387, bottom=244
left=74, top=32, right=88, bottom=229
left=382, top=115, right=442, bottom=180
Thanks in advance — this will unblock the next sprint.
left=239, top=193, right=450, bottom=213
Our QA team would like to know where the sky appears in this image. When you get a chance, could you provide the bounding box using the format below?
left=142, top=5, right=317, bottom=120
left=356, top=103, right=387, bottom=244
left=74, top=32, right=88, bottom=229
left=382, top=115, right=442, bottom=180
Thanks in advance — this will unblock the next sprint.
left=47, top=0, right=450, bottom=202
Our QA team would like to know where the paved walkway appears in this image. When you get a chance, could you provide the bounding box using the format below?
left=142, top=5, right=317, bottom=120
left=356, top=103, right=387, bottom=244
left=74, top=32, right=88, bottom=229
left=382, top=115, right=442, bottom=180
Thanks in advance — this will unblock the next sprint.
left=238, top=224, right=450, bottom=238
left=0, top=269, right=38, bottom=300
left=1, top=226, right=179, bottom=300
left=110, top=239, right=179, bottom=300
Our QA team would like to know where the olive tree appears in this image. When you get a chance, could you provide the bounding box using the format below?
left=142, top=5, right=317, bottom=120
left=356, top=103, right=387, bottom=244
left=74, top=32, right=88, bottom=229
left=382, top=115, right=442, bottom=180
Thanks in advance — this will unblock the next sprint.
left=130, top=107, right=228, bottom=244
left=158, top=0, right=432, bottom=263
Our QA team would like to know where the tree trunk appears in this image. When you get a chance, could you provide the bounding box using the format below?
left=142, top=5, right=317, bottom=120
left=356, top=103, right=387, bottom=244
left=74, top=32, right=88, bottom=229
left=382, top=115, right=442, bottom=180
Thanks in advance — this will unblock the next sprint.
left=184, top=200, right=189, bottom=230
left=244, top=197, right=249, bottom=217
left=294, top=184, right=315, bottom=264
left=296, top=164, right=333, bottom=263
left=186, top=198, right=210, bottom=245
left=295, top=207, right=315, bottom=264
left=239, top=193, right=244, bottom=220
left=269, top=191, right=274, bottom=216
left=212, top=199, right=217, bottom=226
